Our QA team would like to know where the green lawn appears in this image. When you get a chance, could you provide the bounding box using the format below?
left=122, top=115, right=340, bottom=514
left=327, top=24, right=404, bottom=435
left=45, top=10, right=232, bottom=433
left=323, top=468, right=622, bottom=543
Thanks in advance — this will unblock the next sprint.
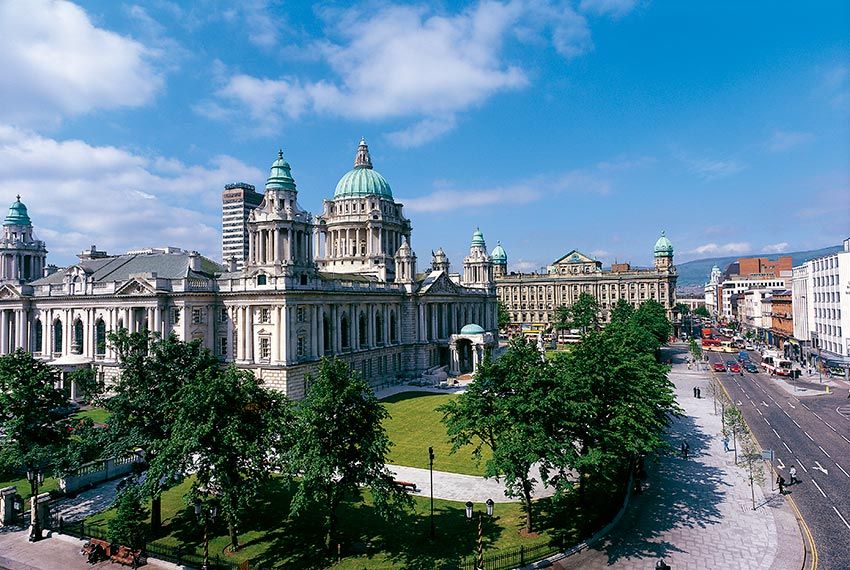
left=86, top=475, right=575, bottom=569
left=0, top=475, right=59, bottom=501
left=381, top=392, right=491, bottom=476
left=73, top=407, right=111, bottom=424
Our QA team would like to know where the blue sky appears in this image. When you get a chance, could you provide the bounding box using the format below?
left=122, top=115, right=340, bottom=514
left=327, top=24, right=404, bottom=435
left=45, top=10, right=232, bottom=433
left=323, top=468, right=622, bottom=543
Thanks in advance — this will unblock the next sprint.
left=1, top=1, right=847, bottom=274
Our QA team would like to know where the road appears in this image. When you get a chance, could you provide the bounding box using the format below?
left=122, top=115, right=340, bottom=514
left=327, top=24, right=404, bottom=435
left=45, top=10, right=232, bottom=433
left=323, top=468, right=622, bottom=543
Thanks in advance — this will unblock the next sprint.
left=709, top=350, right=850, bottom=570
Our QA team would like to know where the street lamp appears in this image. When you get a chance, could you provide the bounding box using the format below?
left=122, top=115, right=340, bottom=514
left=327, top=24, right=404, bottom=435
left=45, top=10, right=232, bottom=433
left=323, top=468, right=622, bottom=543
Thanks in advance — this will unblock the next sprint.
left=428, top=447, right=435, bottom=539
left=194, top=498, right=217, bottom=570
left=464, top=500, right=494, bottom=570
left=26, top=469, right=44, bottom=542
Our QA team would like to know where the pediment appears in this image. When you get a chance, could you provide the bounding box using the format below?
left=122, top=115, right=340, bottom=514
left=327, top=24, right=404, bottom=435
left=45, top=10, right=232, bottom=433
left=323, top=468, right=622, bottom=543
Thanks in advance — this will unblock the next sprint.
left=115, top=278, right=154, bottom=296
left=0, top=284, right=21, bottom=300
left=551, top=250, right=596, bottom=265
left=419, top=271, right=462, bottom=296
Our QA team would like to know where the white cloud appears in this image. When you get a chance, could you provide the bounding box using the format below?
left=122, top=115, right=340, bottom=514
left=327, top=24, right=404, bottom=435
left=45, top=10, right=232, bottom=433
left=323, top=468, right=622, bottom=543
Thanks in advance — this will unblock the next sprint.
left=674, top=151, right=745, bottom=181
left=0, top=0, right=162, bottom=127
left=0, top=125, right=262, bottom=263
left=689, top=242, right=751, bottom=255
left=766, top=130, right=814, bottom=152
left=511, top=259, right=542, bottom=272
left=762, top=242, right=789, bottom=254
left=579, top=0, right=639, bottom=18
left=589, top=249, right=610, bottom=258
left=386, top=116, right=458, bottom=149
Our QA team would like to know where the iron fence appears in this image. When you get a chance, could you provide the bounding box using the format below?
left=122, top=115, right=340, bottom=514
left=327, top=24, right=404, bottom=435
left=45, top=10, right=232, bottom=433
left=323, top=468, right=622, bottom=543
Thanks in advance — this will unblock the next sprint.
left=459, top=542, right=559, bottom=570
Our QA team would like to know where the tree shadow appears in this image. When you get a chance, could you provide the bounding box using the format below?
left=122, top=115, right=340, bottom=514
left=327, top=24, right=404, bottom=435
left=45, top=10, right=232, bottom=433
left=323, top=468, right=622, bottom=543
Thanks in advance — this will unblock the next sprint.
left=379, top=391, right=444, bottom=404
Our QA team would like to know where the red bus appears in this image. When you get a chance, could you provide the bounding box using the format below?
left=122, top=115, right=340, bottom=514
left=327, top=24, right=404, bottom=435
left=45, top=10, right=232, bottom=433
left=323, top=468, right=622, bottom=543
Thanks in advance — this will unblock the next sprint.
left=702, top=328, right=713, bottom=339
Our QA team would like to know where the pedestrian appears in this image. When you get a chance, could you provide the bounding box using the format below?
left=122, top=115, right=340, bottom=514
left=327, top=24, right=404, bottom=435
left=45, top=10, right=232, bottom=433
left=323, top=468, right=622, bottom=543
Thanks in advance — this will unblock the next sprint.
left=697, top=387, right=702, bottom=398
left=777, top=474, right=786, bottom=494
left=681, top=441, right=689, bottom=459
left=693, top=386, right=698, bottom=397
left=722, top=436, right=729, bottom=452
left=789, top=465, right=797, bottom=485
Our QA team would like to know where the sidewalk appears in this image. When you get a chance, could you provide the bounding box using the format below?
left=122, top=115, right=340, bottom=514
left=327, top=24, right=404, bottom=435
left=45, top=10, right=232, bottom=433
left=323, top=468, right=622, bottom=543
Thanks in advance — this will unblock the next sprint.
left=551, top=344, right=804, bottom=570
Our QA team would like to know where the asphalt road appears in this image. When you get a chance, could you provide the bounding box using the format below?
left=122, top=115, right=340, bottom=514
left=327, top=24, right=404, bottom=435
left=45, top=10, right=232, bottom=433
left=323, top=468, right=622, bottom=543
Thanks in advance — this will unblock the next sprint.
left=709, top=350, right=850, bottom=570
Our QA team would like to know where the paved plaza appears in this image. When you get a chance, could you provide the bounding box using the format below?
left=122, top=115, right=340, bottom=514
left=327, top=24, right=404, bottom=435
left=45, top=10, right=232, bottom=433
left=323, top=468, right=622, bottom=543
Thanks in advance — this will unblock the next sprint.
left=551, top=345, right=805, bottom=570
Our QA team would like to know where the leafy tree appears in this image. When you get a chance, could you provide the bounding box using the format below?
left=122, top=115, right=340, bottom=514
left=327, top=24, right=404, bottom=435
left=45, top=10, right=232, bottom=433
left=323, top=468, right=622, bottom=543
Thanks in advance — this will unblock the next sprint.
left=693, top=306, right=710, bottom=318
left=673, top=303, right=690, bottom=317
left=723, top=406, right=746, bottom=465
left=497, top=301, right=511, bottom=330
left=567, top=293, right=600, bottom=335
left=553, top=304, right=571, bottom=331
left=0, top=350, right=71, bottom=515
left=608, top=299, right=634, bottom=326
left=104, top=330, right=221, bottom=534
left=158, top=365, right=293, bottom=551
left=688, top=338, right=703, bottom=363
left=108, top=485, right=149, bottom=551
left=441, top=338, right=554, bottom=532
left=289, top=358, right=411, bottom=551
left=631, top=300, right=671, bottom=349
left=739, top=431, right=764, bottom=510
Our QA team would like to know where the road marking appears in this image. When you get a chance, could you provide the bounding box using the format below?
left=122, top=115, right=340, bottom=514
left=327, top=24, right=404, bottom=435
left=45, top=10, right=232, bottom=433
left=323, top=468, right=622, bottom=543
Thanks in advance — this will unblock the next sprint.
left=792, top=419, right=802, bottom=428
left=764, top=417, right=771, bottom=426
left=814, top=461, right=829, bottom=476
left=798, top=461, right=808, bottom=473
left=782, top=442, right=792, bottom=453
left=757, top=408, right=763, bottom=416
left=804, top=431, right=814, bottom=441
left=777, top=458, right=786, bottom=469
left=787, top=402, right=796, bottom=409
left=812, top=412, right=824, bottom=421
left=818, top=446, right=831, bottom=458
left=811, top=478, right=827, bottom=497
left=782, top=410, right=792, bottom=418
left=837, top=463, right=850, bottom=478
left=762, top=401, right=769, bottom=407
left=768, top=395, right=776, bottom=403
left=771, top=428, right=781, bottom=438
left=801, top=402, right=810, bottom=410
left=823, top=421, right=837, bottom=432
left=842, top=434, right=850, bottom=445
left=833, top=507, right=850, bottom=531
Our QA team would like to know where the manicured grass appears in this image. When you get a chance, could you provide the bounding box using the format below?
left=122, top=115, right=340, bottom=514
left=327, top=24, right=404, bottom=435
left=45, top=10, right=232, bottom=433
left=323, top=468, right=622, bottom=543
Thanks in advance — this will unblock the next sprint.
left=86, top=475, right=574, bottom=569
left=381, top=392, right=491, bottom=476
left=0, top=475, right=59, bottom=501
left=73, top=407, right=111, bottom=424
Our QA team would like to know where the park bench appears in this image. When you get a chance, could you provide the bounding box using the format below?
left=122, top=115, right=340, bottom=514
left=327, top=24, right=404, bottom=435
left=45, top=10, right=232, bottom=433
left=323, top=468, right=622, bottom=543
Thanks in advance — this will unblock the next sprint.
left=81, top=538, right=111, bottom=563
left=393, top=480, right=418, bottom=492
left=110, top=544, right=146, bottom=567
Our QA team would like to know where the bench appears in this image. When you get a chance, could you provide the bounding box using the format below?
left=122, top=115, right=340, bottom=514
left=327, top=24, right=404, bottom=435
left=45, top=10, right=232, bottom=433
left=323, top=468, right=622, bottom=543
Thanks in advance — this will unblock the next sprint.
left=393, top=480, right=418, bottom=492
left=110, top=545, right=146, bottom=567
left=81, top=538, right=111, bottom=563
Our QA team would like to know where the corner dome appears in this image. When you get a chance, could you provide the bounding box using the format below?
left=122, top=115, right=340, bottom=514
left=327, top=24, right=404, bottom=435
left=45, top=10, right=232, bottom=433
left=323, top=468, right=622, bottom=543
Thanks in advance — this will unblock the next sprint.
left=491, top=241, right=507, bottom=264
left=460, top=323, right=485, bottom=334
left=265, top=149, right=296, bottom=191
left=654, top=231, right=673, bottom=257
left=471, top=228, right=486, bottom=248
left=333, top=138, right=393, bottom=199
left=4, top=196, right=31, bottom=226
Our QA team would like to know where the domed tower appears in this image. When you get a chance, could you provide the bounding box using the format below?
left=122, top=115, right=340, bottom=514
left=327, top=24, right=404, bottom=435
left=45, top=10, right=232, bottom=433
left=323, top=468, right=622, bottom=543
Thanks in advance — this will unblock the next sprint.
left=491, top=241, right=507, bottom=278
left=708, top=264, right=721, bottom=285
left=245, top=150, right=314, bottom=275
left=431, top=247, right=450, bottom=273
left=0, top=196, right=47, bottom=284
left=316, top=139, right=412, bottom=281
left=653, top=230, right=674, bottom=272
left=462, top=228, right=494, bottom=288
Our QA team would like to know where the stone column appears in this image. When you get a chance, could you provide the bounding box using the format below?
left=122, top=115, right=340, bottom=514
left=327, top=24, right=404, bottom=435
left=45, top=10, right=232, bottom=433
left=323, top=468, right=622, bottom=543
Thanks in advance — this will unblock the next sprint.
left=280, top=305, right=289, bottom=364
left=317, top=306, right=325, bottom=356
left=311, top=306, right=319, bottom=358
left=271, top=306, right=280, bottom=363
left=235, top=307, right=244, bottom=362
left=0, top=485, right=16, bottom=526
left=245, top=305, right=254, bottom=362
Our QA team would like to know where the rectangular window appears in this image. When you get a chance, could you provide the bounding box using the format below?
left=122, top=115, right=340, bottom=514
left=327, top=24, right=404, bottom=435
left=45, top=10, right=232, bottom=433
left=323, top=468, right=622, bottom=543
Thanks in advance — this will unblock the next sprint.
left=297, top=307, right=306, bottom=322
left=259, top=337, right=271, bottom=361
left=192, top=308, right=203, bottom=324
left=220, top=308, right=228, bottom=322
left=219, top=337, right=228, bottom=357
left=259, top=308, right=271, bottom=323
left=297, top=335, right=306, bottom=357
left=172, top=309, right=181, bottom=324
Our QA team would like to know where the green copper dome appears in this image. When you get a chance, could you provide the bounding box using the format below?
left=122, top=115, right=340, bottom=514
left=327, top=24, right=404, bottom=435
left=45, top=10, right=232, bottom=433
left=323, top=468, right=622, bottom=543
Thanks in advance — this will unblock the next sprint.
left=471, top=228, right=486, bottom=248
left=265, top=149, right=297, bottom=191
left=460, top=323, right=485, bottom=334
left=491, top=241, right=507, bottom=264
left=4, top=196, right=31, bottom=226
left=654, top=231, right=674, bottom=257
left=333, top=138, right=393, bottom=199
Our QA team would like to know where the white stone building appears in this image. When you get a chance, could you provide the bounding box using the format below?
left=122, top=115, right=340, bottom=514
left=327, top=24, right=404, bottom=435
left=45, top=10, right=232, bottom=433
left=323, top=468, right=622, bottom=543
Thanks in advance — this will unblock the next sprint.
left=0, top=141, right=498, bottom=399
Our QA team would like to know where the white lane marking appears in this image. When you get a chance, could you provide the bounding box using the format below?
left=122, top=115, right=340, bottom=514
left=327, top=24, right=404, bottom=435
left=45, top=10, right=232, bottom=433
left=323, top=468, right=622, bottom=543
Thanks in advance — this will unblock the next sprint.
left=823, top=421, right=837, bottom=432
left=777, top=458, right=786, bottom=469
left=814, top=461, right=829, bottom=476
left=782, top=441, right=792, bottom=453
left=782, top=410, right=792, bottom=418
left=798, top=461, right=809, bottom=473
left=788, top=402, right=796, bottom=409
left=819, top=446, right=832, bottom=459
left=804, top=431, right=814, bottom=441
left=834, top=507, right=850, bottom=530
left=812, top=478, right=827, bottom=497
left=757, top=409, right=763, bottom=416
left=837, top=463, right=850, bottom=478
left=813, top=412, right=824, bottom=421
left=792, top=419, right=802, bottom=428
left=768, top=394, right=776, bottom=402
left=764, top=417, right=771, bottom=426
left=762, top=401, right=769, bottom=407
left=771, top=428, right=781, bottom=438
left=842, top=434, right=850, bottom=444
left=801, top=402, right=810, bottom=410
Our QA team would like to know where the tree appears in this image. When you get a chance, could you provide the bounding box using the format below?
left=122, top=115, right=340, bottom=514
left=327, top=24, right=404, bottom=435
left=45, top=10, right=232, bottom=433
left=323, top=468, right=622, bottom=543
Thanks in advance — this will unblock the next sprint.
left=497, top=301, right=511, bottom=330
left=723, top=406, right=746, bottom=465
left=673, top=303, right=690, bottom=317
left=608, top=299, right=634, bottom=326
left=104, top=330, right=221, bottom=534
left=631, top=300, right=672, bottom=350
left=0, top=349, right=71, bottom=535
left=289, top=358, right=411, bottom=551
left=553, top=304, right=571, bottom=331
left=569, top=293, right=600, bottom=335
left=738, top=431, right=765, bottom=510
left=693, top=306, right=710, bottom=318
left=441, top=338, right=555, bottom=533
left=689, top=338, right=703, bottom=363
left=158, top=365, right=293, bottom=551
left=108, top=485, right=149, bottom=551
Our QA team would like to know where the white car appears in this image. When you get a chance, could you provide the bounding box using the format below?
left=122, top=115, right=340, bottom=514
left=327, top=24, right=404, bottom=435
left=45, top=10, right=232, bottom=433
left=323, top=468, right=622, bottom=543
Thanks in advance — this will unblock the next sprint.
left=745, top=344, right=755, bottom=351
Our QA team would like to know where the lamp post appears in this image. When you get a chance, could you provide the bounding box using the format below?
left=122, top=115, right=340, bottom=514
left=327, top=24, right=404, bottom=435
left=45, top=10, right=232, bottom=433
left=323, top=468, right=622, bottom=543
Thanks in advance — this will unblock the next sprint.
left=26, top=469, right=44, bottom=542
left=465, top=500, right=494, bottom=570
left=428, top=447, right=435, bottom=539
left=194, top=499, right=217, bottom=570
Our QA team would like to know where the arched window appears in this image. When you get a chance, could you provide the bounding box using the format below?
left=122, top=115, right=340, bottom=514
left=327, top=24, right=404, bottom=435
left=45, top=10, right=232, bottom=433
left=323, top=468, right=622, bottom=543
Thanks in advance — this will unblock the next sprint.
left=53, top=320, right=63, bottom=355
left=359, top=313, right=368, bottom=348
left=33, top=319, right=43, bottom=353
left=72, top=320, right=84, bottom=354
left=390, top=311, right=398, bottom=343
left=375, top=312, right=383, bottom=345
left=95, top=319, right=106, bottom=356
left=340, top=314, right=350, bottom=350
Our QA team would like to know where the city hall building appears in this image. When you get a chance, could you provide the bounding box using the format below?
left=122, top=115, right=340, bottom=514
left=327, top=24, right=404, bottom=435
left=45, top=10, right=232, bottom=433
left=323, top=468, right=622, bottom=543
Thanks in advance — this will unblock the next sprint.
left=0, top=140, right=497, bottom=399
left=495, top=234, right=678, bottom=327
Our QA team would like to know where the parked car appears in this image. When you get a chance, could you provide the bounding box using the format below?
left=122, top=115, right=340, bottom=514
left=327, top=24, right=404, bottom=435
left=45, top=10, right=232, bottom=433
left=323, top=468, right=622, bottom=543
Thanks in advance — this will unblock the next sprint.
left=725, top=360, right=737, bottom=368
left=744, top=362, right=760, bottom=373
left=713, top=362, right=727, bottom=372
left=729, top=363, right=742, bottom=374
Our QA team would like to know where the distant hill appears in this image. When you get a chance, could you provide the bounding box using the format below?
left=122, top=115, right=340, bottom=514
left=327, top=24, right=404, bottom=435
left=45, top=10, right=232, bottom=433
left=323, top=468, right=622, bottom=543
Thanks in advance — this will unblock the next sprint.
left=674, top=245, right=844, bottom=289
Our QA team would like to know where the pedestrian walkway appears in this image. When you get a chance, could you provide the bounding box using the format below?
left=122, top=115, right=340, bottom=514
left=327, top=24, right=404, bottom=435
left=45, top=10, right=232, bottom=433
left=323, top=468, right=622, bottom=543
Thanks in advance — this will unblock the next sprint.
left=551, top=344, right=804, bottom=570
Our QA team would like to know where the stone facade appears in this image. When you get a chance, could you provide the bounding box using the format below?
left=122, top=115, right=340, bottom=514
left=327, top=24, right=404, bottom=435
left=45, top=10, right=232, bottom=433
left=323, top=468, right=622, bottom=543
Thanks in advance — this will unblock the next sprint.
left=0, top=141, right=498, bottom=399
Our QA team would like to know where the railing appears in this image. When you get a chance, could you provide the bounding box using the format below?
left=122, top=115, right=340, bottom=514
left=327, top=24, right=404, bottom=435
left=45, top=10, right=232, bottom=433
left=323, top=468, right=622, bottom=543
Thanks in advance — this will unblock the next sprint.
left=459, top=542, right=559, bottom=570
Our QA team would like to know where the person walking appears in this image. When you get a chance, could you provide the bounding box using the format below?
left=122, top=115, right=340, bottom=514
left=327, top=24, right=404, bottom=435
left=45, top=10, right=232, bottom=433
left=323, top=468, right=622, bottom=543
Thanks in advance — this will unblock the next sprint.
left=681, top=441, right=690, bottom=459
left=723, top=436, right=730, bottom=452
left=777, top=474, right=786, bottom=495
left=789, top=465, right=797, bottom=485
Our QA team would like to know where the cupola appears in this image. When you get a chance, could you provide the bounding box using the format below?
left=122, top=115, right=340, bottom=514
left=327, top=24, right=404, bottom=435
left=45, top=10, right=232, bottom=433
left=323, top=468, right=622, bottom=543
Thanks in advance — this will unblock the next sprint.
left=653, top=231, right=674, bottom=257
left=333, top=139, right=393, bottom=199
left=4, top=196, right=32, bottom=226
left=265, top=150, right=297, bottom=192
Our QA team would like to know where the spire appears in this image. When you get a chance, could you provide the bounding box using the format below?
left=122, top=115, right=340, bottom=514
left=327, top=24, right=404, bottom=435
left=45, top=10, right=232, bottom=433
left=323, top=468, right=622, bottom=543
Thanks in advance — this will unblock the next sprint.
left=354, top=137, right=373, bottom=169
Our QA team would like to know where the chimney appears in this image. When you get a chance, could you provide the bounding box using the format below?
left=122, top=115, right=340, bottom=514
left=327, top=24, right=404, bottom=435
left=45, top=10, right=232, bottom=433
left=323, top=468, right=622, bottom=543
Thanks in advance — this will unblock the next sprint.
left=43, top=264, right=58, bottom=277
left=227, top=256, right=238, bottom=272
left=188, top=251, right=201, bottom=272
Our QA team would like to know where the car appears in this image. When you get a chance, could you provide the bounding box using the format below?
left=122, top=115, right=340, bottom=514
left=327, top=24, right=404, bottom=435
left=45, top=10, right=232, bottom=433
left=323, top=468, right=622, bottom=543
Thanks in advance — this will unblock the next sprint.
left=745, top=344, right=756, bottom=351
left=725, top=360, right=737, bottom=368
left=729, top=363, right=742, bottom=374
left=744, top=362, right=759, bottom=373
left=713, top=362, right=726, bottom=372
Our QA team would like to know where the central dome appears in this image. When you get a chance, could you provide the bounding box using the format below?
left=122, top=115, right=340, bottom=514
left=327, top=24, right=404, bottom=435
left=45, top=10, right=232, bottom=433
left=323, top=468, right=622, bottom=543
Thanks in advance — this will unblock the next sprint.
left=333, top=138, right=393, bottom=199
